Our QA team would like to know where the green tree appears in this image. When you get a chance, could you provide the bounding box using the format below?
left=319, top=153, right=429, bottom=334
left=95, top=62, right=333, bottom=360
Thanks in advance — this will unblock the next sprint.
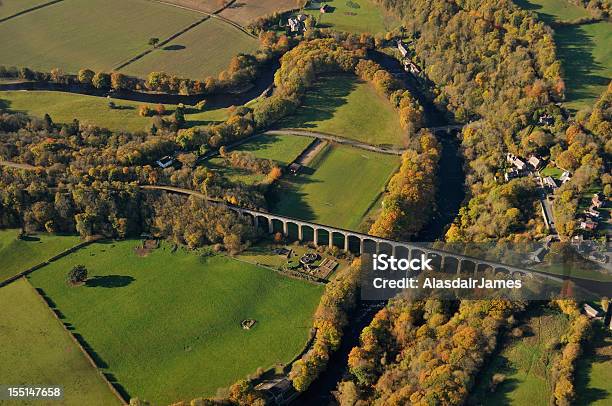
left=67, top=265, right=88, bottom=285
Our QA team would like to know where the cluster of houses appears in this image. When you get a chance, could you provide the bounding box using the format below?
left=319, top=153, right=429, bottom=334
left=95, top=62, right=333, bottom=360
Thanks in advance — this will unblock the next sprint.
left=579, top=192, right=606, bottom=231
left=397, top=40, right=421, bottom=76
left=504, top=152, right=573, bottom=191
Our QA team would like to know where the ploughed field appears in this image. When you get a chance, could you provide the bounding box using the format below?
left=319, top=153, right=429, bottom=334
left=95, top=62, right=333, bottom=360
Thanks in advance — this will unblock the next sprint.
left=272, top=143, right=399, bottom=231
left=27, top=240, right=323, bottom=404
left=0, top=0, right=258, bottom=79
left=0, top=229, right=80, bottom=282
left=0, top=278, right=122, bottom=405
left=0, top=0, right=51, bottom=19
left=0, top=90, right=229, bottom=132
left=122, top=18, right=258, bottom=79
left=280, top=74, right=406, bottom=146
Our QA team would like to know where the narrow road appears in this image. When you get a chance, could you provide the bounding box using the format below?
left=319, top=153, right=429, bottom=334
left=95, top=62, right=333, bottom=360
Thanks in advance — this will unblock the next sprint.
left=264, top=129, right=408, bottom=156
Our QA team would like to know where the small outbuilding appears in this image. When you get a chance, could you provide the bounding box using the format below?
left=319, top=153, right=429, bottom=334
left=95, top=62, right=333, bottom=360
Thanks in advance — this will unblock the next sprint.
left=155, top=155, right=174, bottom=169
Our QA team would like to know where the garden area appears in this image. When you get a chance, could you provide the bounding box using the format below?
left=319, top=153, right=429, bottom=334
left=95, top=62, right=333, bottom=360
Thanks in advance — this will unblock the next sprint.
left=0, top=278, right=121, bottom=405
left=279, top=74, right=407, bottom=146
left=0, top=91, right=228, bottom=132
left=272, top=143, right=399, bottom=230
left=27, top=240, right=323, bottom=404
left=0, top=229, right=80, bottom=282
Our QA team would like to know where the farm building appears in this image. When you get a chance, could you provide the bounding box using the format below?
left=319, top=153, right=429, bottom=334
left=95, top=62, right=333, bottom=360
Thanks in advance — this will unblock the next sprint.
left=155, top=156, right=174, bottom=168
left=584, top=207, right=601, bottom=219
left=560, top=171, right=571, bottom=184
left=506, top=153, right=527, bottom=171
left=542, top=176, right=558, bottom=189
left=583, top=303, right=600, bottom=318
left=580, top=218, right=598, bottom=231
left=528, top=155, right=542, bottom=170
left=288, top=163, right=302, bottom=175
left=255, top=377, right=299, bottom=405
left=592, top=192, right=605, bottom=208
left=397, top=40, right=409, bottom=58
left=538, top=113, right=554, bottom=125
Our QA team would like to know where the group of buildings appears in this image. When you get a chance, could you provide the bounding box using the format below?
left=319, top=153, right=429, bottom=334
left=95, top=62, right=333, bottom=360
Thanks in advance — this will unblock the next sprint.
left=287, top=3, right=330, bottom=33
left=397, top=40, right=422, bottom=76
left=579, top=192, right=606, bottom=232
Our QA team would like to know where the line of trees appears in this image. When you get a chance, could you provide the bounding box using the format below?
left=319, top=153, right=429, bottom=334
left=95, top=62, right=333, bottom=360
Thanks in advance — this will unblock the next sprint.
left=550, top=299, right=592, bottom=405
left=369, top=131, right=440, bottom=240
left=0, top=31, right=295, bottom=95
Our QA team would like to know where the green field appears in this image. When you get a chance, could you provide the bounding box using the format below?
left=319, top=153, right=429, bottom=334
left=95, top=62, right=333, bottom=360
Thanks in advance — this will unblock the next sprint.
left=0, top=278, right=121, bottom=405
left=304, top=0, right=397, bottom=34
left=470, top=307, right=570, bottom=405
left=0, top=0, right=202, bottom=74
left=28, top=240, right=323, bottom=404
left=205, top=133, right=312, bottom=184
left=575, top=329, right=612, bottom=405
left=515, top=0, right=612, bottom=110
left=273, top=144, right=399, bottom=230
left=0, top=91, right=228, bottom=132
left=123, top=18, right=259, bottom=79
left=0, top=229, right=80, bottom=282
left=0, top=0, right=49, bottom=19
left=280, top=74, right=405, bottom=146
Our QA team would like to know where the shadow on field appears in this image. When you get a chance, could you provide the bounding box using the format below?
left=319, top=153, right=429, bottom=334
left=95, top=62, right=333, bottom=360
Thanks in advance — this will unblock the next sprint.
left=574, top=328, right=611, bottom=405
left=554, top=24, right=609, bottom=105
left=163, top=44, right=186, bottom=51
left=86, top=275, right=134, bottom=288
left=279, top=74, right=356, bottom=129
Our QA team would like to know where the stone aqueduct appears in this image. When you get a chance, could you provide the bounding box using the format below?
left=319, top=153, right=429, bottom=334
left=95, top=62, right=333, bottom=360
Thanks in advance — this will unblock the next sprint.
left=141, top=185, right=558, bottom=281
left=225, top=204, right=544, bottom=280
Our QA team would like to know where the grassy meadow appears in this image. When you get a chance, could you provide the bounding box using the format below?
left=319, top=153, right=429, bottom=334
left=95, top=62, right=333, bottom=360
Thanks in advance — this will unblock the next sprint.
left=470, top=307, right=570, bottom=405
left=123, top=18, right=258, bottom=79
left=0, top=229, right=80, bottom=282
left=516, top=0, right=612, bottom=110
left=272, top=144, right=399, bottom=230
left=28, top=240, right=323, bottom=404
left=0, top=91, right=228, bottom=132
left=0, top=0, right=201, bottom=74
left=304, top=0, right=397, bottom=34
left=280, top=74, right=405, bottom=146
left=0, top=278, right=121, bottom=405
left=205, top=133, right=313, bottom=184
